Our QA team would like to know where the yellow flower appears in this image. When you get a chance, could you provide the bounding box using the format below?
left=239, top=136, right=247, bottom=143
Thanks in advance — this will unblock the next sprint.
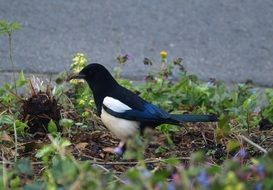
left=88, top=99, right=95, bottom=106
left=79, top=99, right=85, bottom=106
left=71, top=53, right=88, bottom=72
left=160, top=51, right=168, bottom=59
left=224, top=183, right=245, bottom=190
left=235, top=183, right=245, bottom=190
left=226, top=171, right=236, bottom=183
left=82, top=111, right=90, bottom=118
left=69, top=79, right=84, bottom=85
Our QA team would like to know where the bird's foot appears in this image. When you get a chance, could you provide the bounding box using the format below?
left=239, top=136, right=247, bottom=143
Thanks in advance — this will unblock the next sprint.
left=103, top=142, right=126, bottom=160
left=103, top=147, right=122, bottom=154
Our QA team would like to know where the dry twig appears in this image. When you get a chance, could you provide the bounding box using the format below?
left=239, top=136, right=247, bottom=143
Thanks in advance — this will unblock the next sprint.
left=239, top=135, right=268, bottom=153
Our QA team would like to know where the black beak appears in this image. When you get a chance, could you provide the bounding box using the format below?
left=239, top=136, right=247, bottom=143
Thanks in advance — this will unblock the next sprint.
left=66, top=73, right=86, bottom=81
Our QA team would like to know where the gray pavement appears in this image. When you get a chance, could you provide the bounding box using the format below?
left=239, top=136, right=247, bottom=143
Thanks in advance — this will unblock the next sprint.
left=0, top=0, right=273, bottom=86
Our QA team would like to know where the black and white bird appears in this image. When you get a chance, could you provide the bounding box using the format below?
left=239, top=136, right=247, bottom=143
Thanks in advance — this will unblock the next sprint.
left=70, top=63, right=218, bottom=155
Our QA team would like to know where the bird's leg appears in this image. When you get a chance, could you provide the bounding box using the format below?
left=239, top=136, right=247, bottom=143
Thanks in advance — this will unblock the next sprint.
left=114, top=141, right=126, bottom=160
left=114, top=141, right=126, bottom=154
left=103, top=141, right=126, bottom=159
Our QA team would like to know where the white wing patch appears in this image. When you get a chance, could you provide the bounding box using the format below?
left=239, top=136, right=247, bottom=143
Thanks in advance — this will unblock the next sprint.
left=101, top=108, right=139, bottom=141
left=103, top=96, right=131, bottom=113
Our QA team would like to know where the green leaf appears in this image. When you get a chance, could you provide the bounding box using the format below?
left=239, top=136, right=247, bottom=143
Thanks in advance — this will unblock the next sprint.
left=15, top=158, right=33, bottom=176
left=207, top=165, right=221, bottom=174
left=227, top=139, right=240, bottom=153
left=156, top=124, right=179, bottom=133
left=35, top=145, right=55, bottom=158
left=10, top=22, right=22, bottom=31
left=23, top=181, right=46, bottom=190
left=51, top=157, right=79, bottom=185
left=215, top=127, right=230, bottom=142
left=16, top=70, right=27, bottom=87
left=15, top=120, right=28, bottom=134
left=126, top=168, right=141, bottom=180
left=190, top=151, right=205, bottom=164
left=155, top=146, right=168, bottom=154
left=0, top=20, right=9, bottom=34
left=0, top=20, right=21, bottom=35
left=0, top=115, right=14, bottom=125
left=59, top=118, right=74, bottom=128
left=10, top=176, right=20, bottom=189
left=48, top=120, right=58, bottom=135
left=60, top=139, right=71, bottom=147
left=151, top=170, right=170, bottom=183
left=163, top=157, right=181, bottom=166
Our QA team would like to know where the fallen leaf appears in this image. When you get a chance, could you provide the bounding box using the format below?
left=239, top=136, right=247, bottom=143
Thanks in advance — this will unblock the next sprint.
left=75, top=142, right=89, bottom=150
left=0, top=133, right=13, bottom=143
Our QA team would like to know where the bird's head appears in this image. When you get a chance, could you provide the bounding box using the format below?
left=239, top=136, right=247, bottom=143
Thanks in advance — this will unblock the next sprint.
left=69, top=63, right=106, bottom=80
left=68, top=63, right=118, bottom=91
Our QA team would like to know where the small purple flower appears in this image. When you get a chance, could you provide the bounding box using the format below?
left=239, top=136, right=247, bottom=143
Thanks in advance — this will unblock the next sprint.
left=126, top=53, right=133, bottom=61
left=167, top=182, right=176, bottom=190
left=144, top=74, right=155, bottom=82
left=155, top=182, right=163, bottom=190
left=124, top=179, right=132, bottom=185
left=239, top=148, right=247, bottom=157
left=197, top=170, right=210, bottom=187
left=257, top=164, right=265, bottom=177
left=234, top=148, right=247, bottom=159
left=254, top=182, right=263, bottom=190
left=172, top=173, right=181, bottom=184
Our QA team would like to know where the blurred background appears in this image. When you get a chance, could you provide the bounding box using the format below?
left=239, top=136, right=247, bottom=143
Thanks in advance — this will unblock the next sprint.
left=0, top=0, right=273, bottom=86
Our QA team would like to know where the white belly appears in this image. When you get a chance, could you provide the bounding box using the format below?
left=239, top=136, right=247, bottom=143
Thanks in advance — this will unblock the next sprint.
left=101, top=107, right=140, bottom=141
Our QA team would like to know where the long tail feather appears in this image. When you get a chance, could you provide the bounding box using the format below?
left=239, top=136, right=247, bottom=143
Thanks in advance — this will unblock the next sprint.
left=169, top=114, right=218, bottom=123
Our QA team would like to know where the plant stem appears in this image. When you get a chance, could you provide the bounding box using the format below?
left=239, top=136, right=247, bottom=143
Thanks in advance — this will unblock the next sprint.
left=2, top=151, right=8, bottom=189
left=88, top=157, right=190, bottom=165
left=247, top=113, right=250, bottom=135
left=8, top=33, right=17, bottom=94
left=13, top=122, right=18, bottom=162
left=94, top=164, right=127, bottom=184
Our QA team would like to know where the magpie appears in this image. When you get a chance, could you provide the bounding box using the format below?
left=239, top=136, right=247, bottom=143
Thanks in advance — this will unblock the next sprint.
left=70, top=63, right=218, bottom=156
